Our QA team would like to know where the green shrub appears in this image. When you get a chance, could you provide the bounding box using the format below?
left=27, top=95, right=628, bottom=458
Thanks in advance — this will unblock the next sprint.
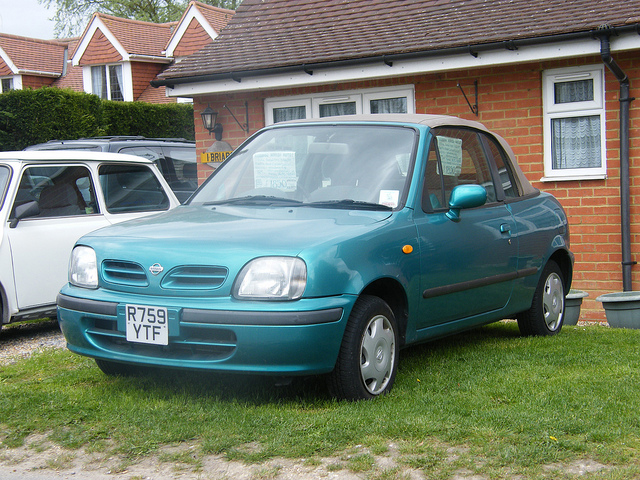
left=0, top=87, right=194, bottom=151
left=101, top=100, right=195, bottom=139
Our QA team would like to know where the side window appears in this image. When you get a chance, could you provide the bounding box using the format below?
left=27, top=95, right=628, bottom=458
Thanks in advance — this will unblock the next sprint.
left=11, top=166, right=96, bottom=219
left=119, top=146, right=197, bottom=200
left=422, top=128, right=498, bottom=212
left=99, top=164, right=170, bottom=213
left=481, top=134, right=519, bottom=199
left=161, top=147, right=198, bottom=191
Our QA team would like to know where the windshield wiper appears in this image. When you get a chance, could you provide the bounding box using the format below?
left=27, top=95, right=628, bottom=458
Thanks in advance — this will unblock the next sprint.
left=203, top=195, right=303, bottom=206
left=306, top=199, right=392, bottom=211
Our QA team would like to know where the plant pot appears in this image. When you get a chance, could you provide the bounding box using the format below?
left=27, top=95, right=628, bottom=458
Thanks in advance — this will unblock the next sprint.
left=564, top=290, right=588, bottom=326
left=596, top=291, right=640, bottom=329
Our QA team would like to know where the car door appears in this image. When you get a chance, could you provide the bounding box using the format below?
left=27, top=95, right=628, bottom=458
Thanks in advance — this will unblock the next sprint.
left=7, top=164, right=110, bottom=311
left=414, top=127, right=519, bottom=329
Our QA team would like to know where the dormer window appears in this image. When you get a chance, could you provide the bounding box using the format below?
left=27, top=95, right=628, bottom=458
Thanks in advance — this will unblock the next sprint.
left=91, top=64, right=124, bottom=101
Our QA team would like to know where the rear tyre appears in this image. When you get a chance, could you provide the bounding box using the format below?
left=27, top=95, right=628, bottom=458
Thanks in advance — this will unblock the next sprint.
left=517, top=260, right=565, bottom=336
left=328, top=295, right=399, bottom=401
left=95, top=359, right=136, bottom=376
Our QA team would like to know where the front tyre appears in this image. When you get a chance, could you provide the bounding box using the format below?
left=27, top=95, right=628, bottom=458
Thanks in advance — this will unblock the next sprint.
left=328, top=295, right=399, bottom=400
left=517, top=260, right=565, bottom=336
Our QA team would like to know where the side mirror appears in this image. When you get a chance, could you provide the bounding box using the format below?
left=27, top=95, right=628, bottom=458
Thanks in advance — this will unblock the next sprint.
left=10, top=201, right=40, bottom=228
left=446, top=184, right=487, bottom=222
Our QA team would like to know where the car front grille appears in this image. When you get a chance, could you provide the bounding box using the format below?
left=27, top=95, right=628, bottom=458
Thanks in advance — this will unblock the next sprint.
left=101, top=261, right=228, bottom=291
left=161, top=266, right=228, bottom=290
left=102, top=260, right=148, bottom=287
left=86, top=318, right=237, bottom=361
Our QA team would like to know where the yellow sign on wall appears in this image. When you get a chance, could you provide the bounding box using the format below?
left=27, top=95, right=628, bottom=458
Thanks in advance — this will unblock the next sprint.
left=201, top=151, right=232, bottom=164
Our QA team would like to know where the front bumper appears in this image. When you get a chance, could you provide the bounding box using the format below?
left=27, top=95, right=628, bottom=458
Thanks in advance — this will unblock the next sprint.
left=57, top=289, right=353, bottom=375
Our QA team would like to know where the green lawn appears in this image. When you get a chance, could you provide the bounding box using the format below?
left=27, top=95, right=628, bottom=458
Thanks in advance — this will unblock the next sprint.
left=1, top=321, right=639, bottom=479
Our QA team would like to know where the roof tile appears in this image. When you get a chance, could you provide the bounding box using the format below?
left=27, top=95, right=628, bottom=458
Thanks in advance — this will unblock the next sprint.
left=158, top=0, right=640, bottom=81
left=93, top=13, right=176, bottom=58
left=0, top=33, right=70, bottom=76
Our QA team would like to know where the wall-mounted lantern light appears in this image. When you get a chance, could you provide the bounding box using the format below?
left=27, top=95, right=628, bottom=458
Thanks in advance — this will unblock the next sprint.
left=201, top=105, right=223, bottom=141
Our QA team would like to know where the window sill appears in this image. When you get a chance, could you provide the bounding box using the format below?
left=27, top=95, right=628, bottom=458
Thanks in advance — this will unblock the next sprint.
left=540, top=174, right=607, bottom=182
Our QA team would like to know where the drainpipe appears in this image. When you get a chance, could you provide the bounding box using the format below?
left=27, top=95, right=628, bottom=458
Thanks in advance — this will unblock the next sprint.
left=599, top=28, right=635, bottom=291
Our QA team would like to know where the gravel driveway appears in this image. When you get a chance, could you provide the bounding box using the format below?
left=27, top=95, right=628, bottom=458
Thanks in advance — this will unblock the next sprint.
left=0, top=319, right=65, bottom=365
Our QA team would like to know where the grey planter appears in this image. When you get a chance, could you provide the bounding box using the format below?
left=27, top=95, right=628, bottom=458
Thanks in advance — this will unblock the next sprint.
left=596, top=291, right=640, bottom=329
left=564, top=290, right=588, bottom=326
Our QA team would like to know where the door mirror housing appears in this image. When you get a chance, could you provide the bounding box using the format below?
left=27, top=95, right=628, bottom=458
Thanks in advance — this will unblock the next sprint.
left=446, top=184, right=487, bottom=222
left=10, top=201, right=40, bottom=228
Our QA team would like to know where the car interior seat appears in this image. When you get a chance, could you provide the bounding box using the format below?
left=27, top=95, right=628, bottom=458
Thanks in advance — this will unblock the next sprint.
left=38, top=183, right=84, bottom=217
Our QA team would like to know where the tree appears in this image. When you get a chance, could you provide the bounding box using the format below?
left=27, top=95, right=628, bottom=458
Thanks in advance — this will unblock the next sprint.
left=38, top=0, right=240, bottom=38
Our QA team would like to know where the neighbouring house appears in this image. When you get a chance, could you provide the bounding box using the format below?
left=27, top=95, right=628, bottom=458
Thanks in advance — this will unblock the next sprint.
left=1, top=1, right=234, bottom=104
left=153, top=0, right=640, bottom=321
left=71, top=1, right=234, bottom=103
left=0, top=33, right=70, bottom=92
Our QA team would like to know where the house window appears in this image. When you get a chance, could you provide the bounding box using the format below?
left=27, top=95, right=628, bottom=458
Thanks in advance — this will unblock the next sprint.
left=1, top=78, right=13, bottom=93
left=542, top=66, right=606, bottom=180
left=91, top=65, right=124, bottom=101
left=265, top=86, right=414, bottom=125
left=273, top=105, right=307, bottom=123
left=314, top=93, right=361, bottom=118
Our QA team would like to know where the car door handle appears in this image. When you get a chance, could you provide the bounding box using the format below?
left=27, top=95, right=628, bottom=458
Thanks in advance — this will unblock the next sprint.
left=500, top=223, right=511, bottom=234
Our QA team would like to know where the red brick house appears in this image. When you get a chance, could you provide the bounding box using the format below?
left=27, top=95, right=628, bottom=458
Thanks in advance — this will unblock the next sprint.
left=0, top=34, right=70, bottom=92
left=0, top=1, right=234, bottom=104
left=153, top=0, right=640, bottom=321
left=71, top=2, right=234, bottom=103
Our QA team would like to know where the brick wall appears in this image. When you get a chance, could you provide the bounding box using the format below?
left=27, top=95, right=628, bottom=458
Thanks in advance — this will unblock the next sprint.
left=194, top=51, right=640, bottom=321
left=21, top=75, right=55, bottom=89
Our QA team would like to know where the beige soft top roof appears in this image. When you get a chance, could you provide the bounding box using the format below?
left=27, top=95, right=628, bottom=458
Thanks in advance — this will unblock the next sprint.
left=280, top=114, right=538, bottom=197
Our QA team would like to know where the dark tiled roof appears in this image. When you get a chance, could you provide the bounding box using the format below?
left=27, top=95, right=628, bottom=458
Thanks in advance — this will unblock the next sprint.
left=157, top=0, right=640, bottom=81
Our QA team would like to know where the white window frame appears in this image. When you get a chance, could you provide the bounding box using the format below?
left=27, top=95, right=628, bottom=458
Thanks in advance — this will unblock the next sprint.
left=363, top=90, right=412, bottom=114
left=269, top=98, right=312, bottom=124
left=82, top=63, right=133, bottom=102
left=542, top=65, right=606, bottom=181
left=312, top=93, right=362, bottom=118
left=0, top=76, right=19, bottom=92
left=264, top=86, right=415, bottom=125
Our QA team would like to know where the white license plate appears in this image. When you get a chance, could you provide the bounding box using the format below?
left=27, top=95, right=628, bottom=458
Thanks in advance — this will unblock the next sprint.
left=125, top=304, right=168, bottom=345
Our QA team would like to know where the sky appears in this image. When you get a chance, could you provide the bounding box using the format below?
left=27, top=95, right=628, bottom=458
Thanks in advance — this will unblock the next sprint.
left=0, top=0, right=57, bottom=40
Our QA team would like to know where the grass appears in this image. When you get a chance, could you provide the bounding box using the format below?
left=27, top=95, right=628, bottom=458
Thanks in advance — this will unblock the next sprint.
left=1, top=321, right=639, bottom=479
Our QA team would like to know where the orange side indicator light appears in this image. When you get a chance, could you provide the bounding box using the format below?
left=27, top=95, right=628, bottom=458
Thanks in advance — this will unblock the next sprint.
left=402, top=245, right=413, bottom=254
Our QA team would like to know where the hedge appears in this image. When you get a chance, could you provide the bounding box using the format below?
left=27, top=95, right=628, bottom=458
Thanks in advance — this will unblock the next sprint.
left=0, top=87, right=195, bottom=151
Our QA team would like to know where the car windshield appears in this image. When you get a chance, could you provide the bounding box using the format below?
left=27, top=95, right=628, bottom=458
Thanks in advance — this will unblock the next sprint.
left=190, top=124, right=417, bottom=210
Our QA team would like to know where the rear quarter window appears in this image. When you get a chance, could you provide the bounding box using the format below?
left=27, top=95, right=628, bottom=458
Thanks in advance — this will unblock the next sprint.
left=99, top=164, right=170, bottom=213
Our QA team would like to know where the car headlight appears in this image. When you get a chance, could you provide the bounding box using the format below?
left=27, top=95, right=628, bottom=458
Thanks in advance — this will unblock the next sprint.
left=69, top=246, right=98, bottom=289
left=233, top=257, right=306, bottom=300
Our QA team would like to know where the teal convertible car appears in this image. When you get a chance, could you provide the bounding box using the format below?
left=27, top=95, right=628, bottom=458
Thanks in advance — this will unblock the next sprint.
left=58, top=115, right=573, bottom=400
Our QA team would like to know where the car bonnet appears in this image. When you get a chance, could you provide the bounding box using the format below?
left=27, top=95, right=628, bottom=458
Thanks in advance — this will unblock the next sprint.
left=79, top=203, right=393, bottom=259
